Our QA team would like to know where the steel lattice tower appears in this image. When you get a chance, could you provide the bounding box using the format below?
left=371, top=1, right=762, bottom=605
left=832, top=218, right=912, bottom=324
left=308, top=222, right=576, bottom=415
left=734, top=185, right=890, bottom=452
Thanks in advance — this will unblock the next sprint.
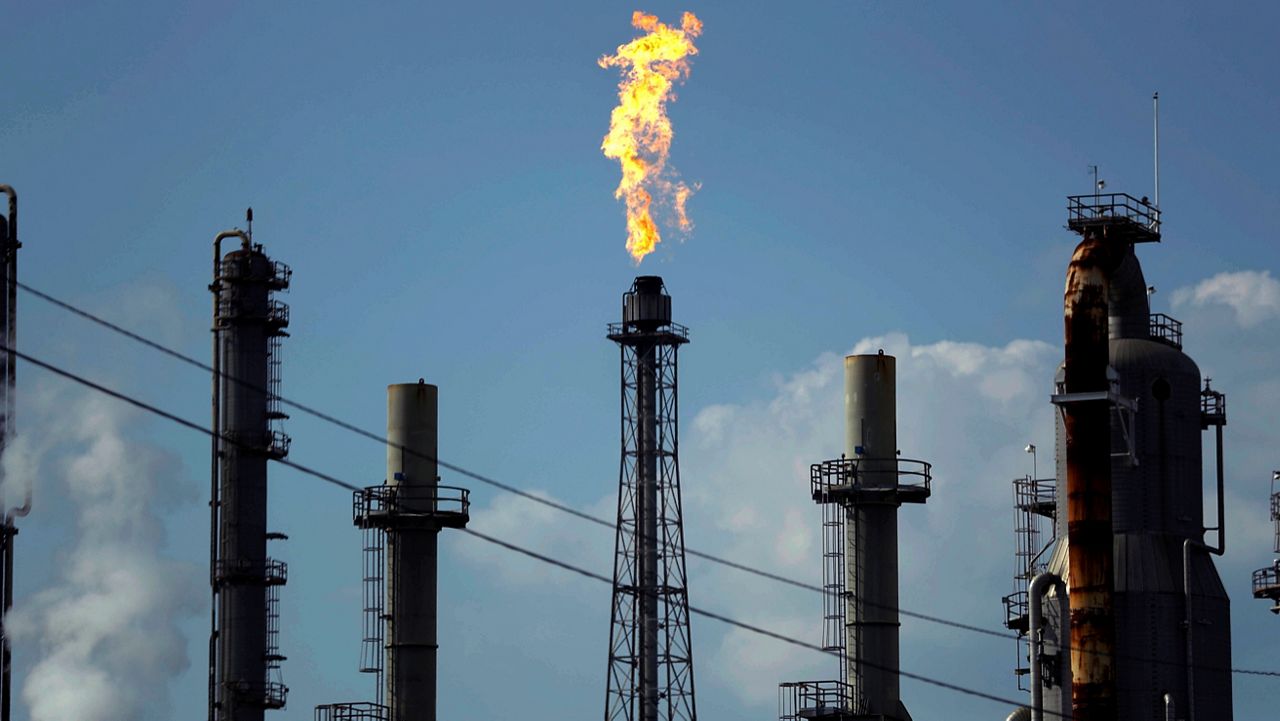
left=605, top=276, right=696, bottom=721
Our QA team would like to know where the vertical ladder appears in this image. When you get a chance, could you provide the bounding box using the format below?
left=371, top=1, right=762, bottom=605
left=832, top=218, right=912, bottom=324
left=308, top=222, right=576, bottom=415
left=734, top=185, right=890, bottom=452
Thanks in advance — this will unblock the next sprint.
left=359, top=526, right=386, bottom=706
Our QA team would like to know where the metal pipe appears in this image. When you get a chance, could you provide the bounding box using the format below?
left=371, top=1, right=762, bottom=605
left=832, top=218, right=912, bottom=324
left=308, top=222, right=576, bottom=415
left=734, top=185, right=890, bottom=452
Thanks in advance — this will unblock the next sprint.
left=1029, top=573, right=1069, bottom=721
left=637, top=341, right=659, bottom=721
left=1181, top=422, right=1225, bottom=721
left=208, top=229, right=246, bottom=721
left=1153, top=92, right=1160, bottom=217
left=1062, top=235, right=1117, bottom=721
left=0, top=184, right=19, bottom=721
left=1163, top=693, right=1175, bottom=721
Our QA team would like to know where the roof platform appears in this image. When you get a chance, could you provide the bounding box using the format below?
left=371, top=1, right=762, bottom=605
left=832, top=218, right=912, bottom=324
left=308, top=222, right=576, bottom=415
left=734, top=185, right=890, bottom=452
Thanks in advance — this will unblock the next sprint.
left=1066, top=193, right=1162, bottom=243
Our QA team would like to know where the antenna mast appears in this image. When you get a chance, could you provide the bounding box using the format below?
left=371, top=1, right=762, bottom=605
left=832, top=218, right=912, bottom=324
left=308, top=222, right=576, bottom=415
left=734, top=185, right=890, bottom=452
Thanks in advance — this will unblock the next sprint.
left=1153, top=92, right=1161, bottom=227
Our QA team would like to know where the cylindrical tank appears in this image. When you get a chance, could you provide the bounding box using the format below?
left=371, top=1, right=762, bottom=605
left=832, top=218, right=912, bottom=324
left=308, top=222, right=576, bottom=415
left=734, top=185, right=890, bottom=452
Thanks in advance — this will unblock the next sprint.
left=385, top=381, right=440, bottom=721
left=843, top=353, right=908, bottom=719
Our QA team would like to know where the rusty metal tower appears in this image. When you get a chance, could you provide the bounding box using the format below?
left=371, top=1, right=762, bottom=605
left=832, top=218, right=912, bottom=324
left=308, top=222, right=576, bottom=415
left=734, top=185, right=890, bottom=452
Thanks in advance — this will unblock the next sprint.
left=209, top=212, right=292, bottom=721
left=0, top=185, right=28, bottom=721
left=604, top=276, right=696, bottom=721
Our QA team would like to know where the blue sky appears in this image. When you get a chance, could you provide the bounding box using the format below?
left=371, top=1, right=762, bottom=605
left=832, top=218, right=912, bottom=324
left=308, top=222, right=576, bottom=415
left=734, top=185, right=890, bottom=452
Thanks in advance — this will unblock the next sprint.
left=2, top=1, right=1278, bottom=719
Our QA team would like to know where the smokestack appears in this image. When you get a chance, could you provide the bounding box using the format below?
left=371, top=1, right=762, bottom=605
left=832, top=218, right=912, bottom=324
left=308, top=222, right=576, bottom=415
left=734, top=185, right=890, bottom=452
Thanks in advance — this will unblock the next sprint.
left=383, top=381, right=441, bottom=721
left=605, top=276, right=697, bottom=721
left=1061, top=234, right=1118, bottom=720
left=210, top=229, right=291, bottom=721
left=326, top=381, right=471, bottom=721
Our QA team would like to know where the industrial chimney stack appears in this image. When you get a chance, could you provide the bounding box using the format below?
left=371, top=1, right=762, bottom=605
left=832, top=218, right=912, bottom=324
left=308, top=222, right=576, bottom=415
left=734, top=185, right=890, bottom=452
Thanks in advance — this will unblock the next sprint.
left=209, top=219, right=292, bottom=721
left=318, top=381, right=471, bottom=721
left=780, top=351, right=931, bottom=721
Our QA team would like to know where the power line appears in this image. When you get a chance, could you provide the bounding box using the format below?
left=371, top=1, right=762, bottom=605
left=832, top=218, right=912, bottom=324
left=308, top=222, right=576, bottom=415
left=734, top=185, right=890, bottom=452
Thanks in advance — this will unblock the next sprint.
left=10, top=289, right=1280, bottom=681
left=7, top=342, right=1063, bottom=716
left=8, top=342, right=1280, bottom=686
left=13, top=280, right=1008, bottom=639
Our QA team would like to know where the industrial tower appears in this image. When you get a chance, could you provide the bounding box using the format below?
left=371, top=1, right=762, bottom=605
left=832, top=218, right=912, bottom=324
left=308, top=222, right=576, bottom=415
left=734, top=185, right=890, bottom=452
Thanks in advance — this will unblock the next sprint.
left=605, top=276, right=697, bottom=721
left=0, top=185, right=28, bottom=721
left=209, top=216, right=292, bottom=721
left=315, top=380, right=470, bottom=721
left=1006, top=192, right=1233, bottom=721
left=1252, top=470, right=1280, bottom=614
left=779, top=351, right=931, bottom=721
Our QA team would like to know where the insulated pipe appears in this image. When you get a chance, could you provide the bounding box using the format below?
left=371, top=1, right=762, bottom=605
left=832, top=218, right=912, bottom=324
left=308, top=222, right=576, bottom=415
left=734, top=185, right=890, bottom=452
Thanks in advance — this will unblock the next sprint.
left=1029, top=573, right=1069, bottom=721
left=209, top=229, right=247, bottom=721
left=1182, top=423, right=1225, bottom=721
left=1062, top=235, right=1117, bottom=720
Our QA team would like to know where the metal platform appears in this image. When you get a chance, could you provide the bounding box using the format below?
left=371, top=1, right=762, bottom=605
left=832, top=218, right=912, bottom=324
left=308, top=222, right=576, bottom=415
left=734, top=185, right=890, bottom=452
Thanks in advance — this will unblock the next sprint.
left=1066, top=193, right=1161, bottom=243
left=779, top=680, right=865, bottom=721
left=314, top=702, right=389, bottom=721
left=353, top=484, right=470, bottom=530
left=810, top=457, right=931, bottom=506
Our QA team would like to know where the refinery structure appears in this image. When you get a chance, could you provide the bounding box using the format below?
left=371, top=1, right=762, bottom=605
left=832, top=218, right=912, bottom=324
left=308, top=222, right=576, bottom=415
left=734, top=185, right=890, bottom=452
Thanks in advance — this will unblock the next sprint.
left=1, top=178, right=1274, bottom=721
left=0, top=14, right=1276, bottom=721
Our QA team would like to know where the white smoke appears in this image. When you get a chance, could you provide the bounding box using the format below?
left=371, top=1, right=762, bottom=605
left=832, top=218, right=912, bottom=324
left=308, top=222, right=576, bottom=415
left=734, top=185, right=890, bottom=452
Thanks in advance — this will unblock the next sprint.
left=4, top=389, right=201, bottom=721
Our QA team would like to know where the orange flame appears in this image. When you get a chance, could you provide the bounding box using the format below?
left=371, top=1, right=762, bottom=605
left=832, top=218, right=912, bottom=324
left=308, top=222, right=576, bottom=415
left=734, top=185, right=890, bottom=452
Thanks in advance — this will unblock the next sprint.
left=600, top=11, right=702, bottom=264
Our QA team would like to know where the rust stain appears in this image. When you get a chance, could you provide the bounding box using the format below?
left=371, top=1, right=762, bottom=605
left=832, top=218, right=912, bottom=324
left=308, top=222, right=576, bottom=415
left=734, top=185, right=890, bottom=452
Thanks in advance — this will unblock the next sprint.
left=1063, top=233, right=1119, bottom=721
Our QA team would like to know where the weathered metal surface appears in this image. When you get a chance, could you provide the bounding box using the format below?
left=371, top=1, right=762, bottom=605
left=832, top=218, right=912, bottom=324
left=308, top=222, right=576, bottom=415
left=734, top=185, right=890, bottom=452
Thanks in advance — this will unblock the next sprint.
left=1062, top=235, right=1117, bottom=720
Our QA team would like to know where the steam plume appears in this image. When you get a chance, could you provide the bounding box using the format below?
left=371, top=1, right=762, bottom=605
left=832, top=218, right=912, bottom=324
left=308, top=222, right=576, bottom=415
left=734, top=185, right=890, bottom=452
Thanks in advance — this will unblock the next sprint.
left=5, top=391, right=200, bottom=721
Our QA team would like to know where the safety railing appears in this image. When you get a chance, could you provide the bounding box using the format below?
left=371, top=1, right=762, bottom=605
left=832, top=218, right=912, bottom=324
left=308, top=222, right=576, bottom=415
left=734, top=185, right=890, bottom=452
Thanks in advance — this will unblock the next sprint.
left=1067, top=192, right=1161, bottom=236
left=314, top=702, right=389, bottom=721
left=810, top=457, right=931, bottom=500
left=354, top=484, right=470, bottom=526
left=214, top=557, right=288, bottom=586
left=779, top=680, right=865, bottom=720
left=226, top=680, right=288, bottom=710
left=1149, top=313, right=1183, bottom=349
left=607, top=320, right=690, bottom=339
left=1253, top=565, right=1280, bottom=599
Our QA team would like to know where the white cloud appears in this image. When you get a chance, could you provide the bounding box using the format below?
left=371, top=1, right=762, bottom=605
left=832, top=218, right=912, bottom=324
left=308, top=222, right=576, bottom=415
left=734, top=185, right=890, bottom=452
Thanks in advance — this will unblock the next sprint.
left=458, top=332, right=1060, bottom=713
left=5, top=391, right=201, bottom=721
left=1171, top=269, right=1280, bottom=327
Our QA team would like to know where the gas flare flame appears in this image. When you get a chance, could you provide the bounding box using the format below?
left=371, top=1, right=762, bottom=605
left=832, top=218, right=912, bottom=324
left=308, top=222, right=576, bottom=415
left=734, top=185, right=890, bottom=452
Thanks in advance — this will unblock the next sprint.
left=600, top=11, right=703, bottom=264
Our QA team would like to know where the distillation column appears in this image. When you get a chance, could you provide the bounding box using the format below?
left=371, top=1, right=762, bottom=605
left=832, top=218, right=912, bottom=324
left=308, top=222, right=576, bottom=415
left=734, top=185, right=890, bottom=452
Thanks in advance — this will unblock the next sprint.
left=211, top=229, right=291, bottom=721
left=605, top=276, right=697, bottom=721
